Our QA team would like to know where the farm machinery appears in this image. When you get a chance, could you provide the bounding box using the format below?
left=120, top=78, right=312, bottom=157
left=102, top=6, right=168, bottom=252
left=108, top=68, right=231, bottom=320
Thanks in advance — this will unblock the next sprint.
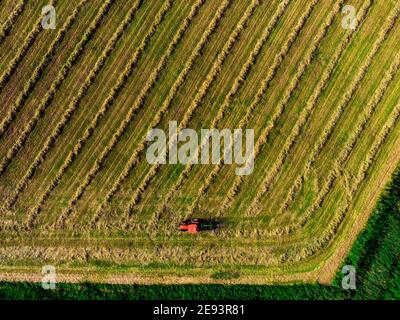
left=178, top=218, right=220, bottom=234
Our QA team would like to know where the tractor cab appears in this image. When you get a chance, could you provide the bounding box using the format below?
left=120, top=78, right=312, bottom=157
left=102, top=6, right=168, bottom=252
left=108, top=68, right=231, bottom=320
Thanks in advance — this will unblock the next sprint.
left=178, top=218, right=219, bottom=234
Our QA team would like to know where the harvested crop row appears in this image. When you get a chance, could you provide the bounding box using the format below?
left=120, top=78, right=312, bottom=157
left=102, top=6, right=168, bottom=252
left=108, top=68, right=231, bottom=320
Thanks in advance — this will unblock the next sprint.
left=245, top=0, right=360, bottom=216
left=191, top=0, right=321, bottom=217
left=202, top=0, right=342, bottom=217
left=350, top=101, right=400, bottom=195
left=4, top=0, right=142, bottom=211
left=185, top=0, right=294, bottom=216
left=119, top=0, right=257, bottom=231
left=86, top=0, right=233, bottom=229
left=286, top=101, right=400, bottom=262
left=0, top=0, right=114, bottom=176
left=0, top=0, right=26, bottom=44
left=276, top=1, right=371, bottom=215
left=98, top=0, right=292, bottom=228
left=143, top=0, right=320, bottom=235
left=177, top=0, right=321, bottom=223
left=90, top=0, right=211, bottom=227
left=26, top=0, right=172, bottom=229
left=47, top=0, right=176, bottom=229
left=210, top=0, right=291, bottom=128
left=267, top=47, right=400, bottom=237
left=303, top=51, right=400, bottom=218
left=277, top=3, right=400, bottom=221
left=0, top=0, right=58, bottom=93
left=119, top=0, right=259, bottom=223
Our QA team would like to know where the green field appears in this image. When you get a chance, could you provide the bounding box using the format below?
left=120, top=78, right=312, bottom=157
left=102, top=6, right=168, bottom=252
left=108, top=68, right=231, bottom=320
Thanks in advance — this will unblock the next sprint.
left=0, top=0, right=399, bottom=285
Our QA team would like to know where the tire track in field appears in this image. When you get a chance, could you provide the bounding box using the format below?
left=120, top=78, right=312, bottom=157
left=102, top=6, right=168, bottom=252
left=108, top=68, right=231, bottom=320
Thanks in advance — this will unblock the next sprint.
left=3, top=0, right=142, bottom=211
left=0, top=0, right=114, bottom=175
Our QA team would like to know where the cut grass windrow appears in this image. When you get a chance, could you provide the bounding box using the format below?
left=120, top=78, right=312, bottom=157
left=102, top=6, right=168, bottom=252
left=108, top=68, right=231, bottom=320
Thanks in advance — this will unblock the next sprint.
left=246, top=0, right=368, bottom=216
left=86, top=0, right=233, bottom=230
left=49, top=0, right=176, bottom=229
left=187, top=0, right=322, bottom=217
left=0, top=0, right=26, bottom=45
left=286, top=100, right=400, bottom=263
left=349, top=102, right=400, bottom=196
left=117, top=0, right=260, bottom=226
left=0, top=0, right=58, bottom=93
left=277, top=3, right=400, bottom=221
left=199, top=0, right=343, bottom=218
left=120, top=0, right=259, bottom=231
left=184, top=0, right=293, bottom=217
left=90, top=0, right=210, bottom=228
left=144, top=0, right=320, bottom=235
left=3, top=0, right=142, bottom=211
left=267, top=45, right=400, bottom=237
left=0, top=0, right=113, bottom=175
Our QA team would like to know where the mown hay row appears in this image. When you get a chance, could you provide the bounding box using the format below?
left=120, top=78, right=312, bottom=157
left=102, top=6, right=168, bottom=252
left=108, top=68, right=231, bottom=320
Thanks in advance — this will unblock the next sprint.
left=120, top=0, right=261, bottom=231
left=88, top=0, right=232, bottom=229
left=276, top=1, right=372, bottom=214
left=0, top=0, right=60, bottom=91
left=179, top=0, right=320, bottom=220
left=186, top=0, right=294, bottom=216
left=0, top=0, right=80, bottom=138
left=0, top=0, right=26, bottom=44
left=4, top=0, right=142, bottom=211
left=350, top=101, right=400, bottom=195
left=267, top=47, right=400, bottom=237
left=0, top=0, right=113, bottom=174
left=277, top=3, right=400, bottom=220
left=211, top=0, right=291, bottom=127
left=145, top=0, right=320, bottom=234
left=27, top=0, right=172, bottom=229
left=123, top=0, right=258, bottom=222
left=104, top=0, right=292, bottom=227
left=91, top=0, right=210, bottom=227
left=207, top=0, right=322, bottom=216
left=0, top=0, right=58, bottom=92
left=284, top=101, right=400, bottom=263
left=51, top=0, right=177, bottom=229
left=246, top=0, right=364, bottom=216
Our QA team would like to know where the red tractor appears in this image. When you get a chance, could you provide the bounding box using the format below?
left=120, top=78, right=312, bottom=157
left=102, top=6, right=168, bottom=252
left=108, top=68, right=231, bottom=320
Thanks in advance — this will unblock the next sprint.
left=178, top=218, right=219, bottom=234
